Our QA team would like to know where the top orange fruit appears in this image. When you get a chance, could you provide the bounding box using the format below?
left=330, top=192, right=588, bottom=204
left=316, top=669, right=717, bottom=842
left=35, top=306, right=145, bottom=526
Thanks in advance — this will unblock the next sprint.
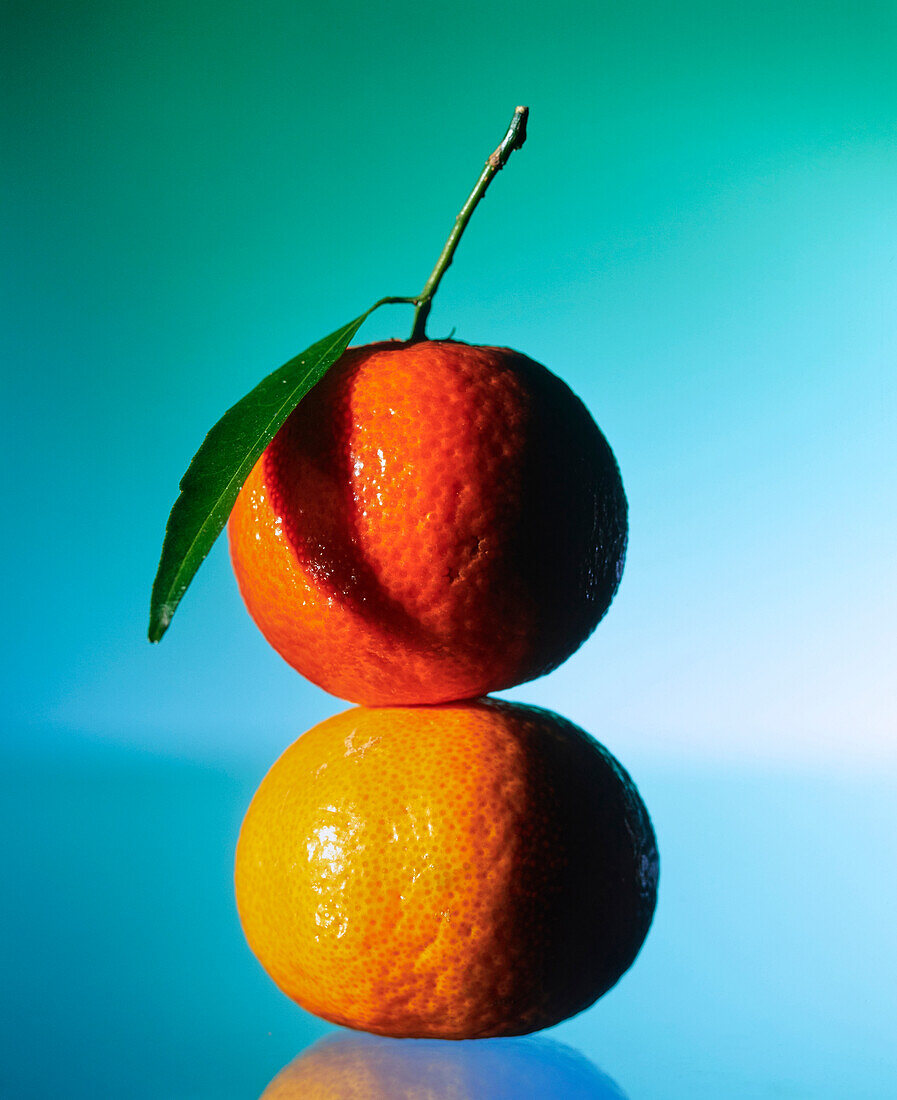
left=228, top=339, right=626, bottom=705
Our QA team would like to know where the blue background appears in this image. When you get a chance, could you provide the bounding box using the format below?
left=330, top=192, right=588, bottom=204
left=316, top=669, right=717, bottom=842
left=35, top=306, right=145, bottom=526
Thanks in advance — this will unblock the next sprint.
left=3, top=1, right=896, bottom=1096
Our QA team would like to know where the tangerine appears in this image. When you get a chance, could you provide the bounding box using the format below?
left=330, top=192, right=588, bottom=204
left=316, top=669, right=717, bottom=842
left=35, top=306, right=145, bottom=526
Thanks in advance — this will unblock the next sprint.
left=235, top=699, right=658, bottom=1039
left=227, top=340, right=627, bottom=705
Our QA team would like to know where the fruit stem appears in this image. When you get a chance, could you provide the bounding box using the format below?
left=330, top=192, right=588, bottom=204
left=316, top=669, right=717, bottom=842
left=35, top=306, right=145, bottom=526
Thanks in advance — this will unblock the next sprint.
left=409, top=106, right=529, bottom=343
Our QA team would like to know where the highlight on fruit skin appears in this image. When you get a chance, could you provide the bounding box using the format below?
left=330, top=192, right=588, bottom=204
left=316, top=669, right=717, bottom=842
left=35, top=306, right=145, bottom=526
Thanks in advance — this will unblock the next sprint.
left=228, top=339, right=627, bottom=707
left=235, top=699, right=658, bottom=1040
left=259, top=1032, right=629, bottom=1099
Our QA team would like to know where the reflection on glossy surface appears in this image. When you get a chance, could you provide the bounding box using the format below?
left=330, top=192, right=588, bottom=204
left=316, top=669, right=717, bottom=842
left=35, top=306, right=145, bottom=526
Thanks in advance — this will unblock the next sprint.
left=260, top=1031, right=626, bottom=1099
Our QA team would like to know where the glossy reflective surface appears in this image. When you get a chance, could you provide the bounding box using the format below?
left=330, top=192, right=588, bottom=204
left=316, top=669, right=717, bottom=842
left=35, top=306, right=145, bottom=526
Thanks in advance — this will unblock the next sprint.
left=260, top=1033, right=626, bottom=1098
left=3, top=744, right=895, bottom=1098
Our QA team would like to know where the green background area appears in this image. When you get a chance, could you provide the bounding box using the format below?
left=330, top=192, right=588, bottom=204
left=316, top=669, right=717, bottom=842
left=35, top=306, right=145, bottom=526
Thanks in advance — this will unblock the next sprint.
left=5, top=1, right=896, bottom=761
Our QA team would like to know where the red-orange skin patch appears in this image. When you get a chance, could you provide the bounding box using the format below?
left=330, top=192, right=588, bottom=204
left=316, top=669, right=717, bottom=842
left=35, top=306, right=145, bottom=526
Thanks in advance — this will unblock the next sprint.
left=228, top=340, right=627, bottom=705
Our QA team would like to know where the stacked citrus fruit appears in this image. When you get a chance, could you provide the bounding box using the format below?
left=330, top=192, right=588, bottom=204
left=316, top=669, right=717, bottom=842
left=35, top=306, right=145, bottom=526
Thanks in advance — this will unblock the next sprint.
left=229, top=339, right=659, bottom=1040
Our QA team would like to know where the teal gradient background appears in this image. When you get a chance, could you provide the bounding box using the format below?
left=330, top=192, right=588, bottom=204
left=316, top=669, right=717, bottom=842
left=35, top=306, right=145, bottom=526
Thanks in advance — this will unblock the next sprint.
left=3, top=2, right=896, bottom=1096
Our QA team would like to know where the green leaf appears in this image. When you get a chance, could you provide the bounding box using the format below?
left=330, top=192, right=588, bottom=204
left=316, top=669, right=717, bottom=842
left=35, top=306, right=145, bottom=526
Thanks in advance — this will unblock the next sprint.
left=148, top=307, right=379, bottom=643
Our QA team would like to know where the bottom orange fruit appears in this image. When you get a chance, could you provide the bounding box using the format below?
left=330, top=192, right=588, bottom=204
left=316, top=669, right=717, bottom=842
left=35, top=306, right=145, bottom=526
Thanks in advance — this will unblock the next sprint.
left=235, top=700, right=658, bottom=1039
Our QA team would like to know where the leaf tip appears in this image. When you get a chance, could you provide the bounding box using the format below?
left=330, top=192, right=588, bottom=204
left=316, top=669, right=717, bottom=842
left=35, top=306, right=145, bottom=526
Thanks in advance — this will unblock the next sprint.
left=148, top=605, right=172, bottom=644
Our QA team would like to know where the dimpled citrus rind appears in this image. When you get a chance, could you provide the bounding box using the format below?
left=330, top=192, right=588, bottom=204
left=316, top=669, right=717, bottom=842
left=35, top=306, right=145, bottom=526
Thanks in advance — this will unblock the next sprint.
left=227, top=340, right=627, bottom=705
left=234, top=700, right=658, bottom=1039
